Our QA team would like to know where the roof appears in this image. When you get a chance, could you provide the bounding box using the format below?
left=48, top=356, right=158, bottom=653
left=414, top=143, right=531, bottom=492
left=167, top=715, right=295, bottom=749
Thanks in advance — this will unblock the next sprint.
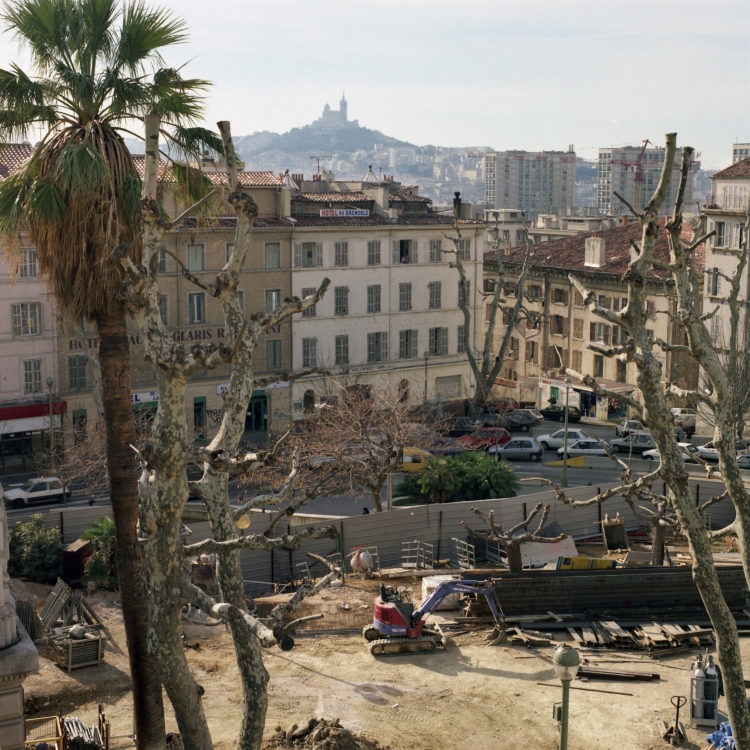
left=295, top=192, right=372, bottom=203
left=129, top=156, right=283, bottom=186
left=390, top=187, right=431, bottom=203
left=712, top=158, right=750, bottom=179
left=492, top=218, right=704, bottom=278
left=0, top=143, right=33, bottom=178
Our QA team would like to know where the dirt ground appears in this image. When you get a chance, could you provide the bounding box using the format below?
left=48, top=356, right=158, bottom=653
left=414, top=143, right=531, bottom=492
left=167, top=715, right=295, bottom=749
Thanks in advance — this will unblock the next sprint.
left=13, top=573, right=739, bottom=750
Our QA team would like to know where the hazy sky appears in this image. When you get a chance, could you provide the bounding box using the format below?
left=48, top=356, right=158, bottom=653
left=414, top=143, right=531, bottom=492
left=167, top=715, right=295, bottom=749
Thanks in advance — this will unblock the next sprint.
left=1, top=0, right=748, bottom=170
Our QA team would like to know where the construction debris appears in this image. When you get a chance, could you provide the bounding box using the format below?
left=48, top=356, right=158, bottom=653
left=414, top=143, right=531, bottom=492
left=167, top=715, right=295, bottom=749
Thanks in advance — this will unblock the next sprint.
left=261, top=718, right=391, bottom=749
left=39, top=579, right=113, bottom=646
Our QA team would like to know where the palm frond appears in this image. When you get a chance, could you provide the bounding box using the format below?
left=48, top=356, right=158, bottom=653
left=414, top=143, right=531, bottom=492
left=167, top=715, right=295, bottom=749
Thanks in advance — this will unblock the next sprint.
left=0, top=171, right=33, bottom=237
left=78, top=0, right=117, bottom=76
left=114, top=1, right=187, bottom=73
left=165, top=125, right=224, bottom=160
left=27, top=174, right=66, bottom=223
left=54, top=140, right=109, bottom=194
left=170, top=162, right=214, bottom=205
left=118, top=170, right=141, bottom=220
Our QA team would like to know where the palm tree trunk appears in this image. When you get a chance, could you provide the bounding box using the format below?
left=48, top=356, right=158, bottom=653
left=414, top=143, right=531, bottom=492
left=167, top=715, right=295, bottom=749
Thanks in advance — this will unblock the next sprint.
left=98, top=307, right=166, bottom=750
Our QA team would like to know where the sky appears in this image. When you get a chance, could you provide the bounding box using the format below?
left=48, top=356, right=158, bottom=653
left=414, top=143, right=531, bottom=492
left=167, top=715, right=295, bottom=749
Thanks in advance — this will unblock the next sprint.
left=0, top=0, right=748, bottom=170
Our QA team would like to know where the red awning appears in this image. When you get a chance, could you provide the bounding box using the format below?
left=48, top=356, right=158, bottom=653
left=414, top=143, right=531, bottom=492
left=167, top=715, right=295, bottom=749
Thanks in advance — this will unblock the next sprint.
left=0, top=401, right=67, bottom=421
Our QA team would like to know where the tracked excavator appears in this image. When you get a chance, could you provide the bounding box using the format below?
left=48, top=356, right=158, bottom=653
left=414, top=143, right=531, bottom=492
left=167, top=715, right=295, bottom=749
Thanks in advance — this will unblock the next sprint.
left=363, top=578, right=505, bottom=655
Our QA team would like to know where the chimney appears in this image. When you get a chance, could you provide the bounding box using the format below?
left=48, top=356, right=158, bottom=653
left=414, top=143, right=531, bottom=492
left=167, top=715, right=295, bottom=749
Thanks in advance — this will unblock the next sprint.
left=453, top=191, right=462, bottom=219
left=584, top=237, right=606, bottom=267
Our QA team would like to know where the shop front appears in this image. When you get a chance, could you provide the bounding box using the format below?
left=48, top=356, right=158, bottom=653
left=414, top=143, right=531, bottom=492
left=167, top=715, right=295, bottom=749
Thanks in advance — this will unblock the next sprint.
left=538, top=377, right=636, bottom=421
left=0, top=399, right=67, bottom=474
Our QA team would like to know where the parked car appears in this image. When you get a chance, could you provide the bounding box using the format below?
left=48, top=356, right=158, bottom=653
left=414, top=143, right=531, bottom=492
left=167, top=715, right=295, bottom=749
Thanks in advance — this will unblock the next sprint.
left=445, top=417, right=480, bottom=438
left=501, top=411, right=537, bottom=432
left=428, top=436, right=467, bottom=456
left=457, top=427, right=511, bottom=451
left=557, top=439, right=610, bottom=457
left=643, top=443, right=699, bottom=463
left=615, top=419, right=646, bottom=437
left=670, top=408, right=697, bottom=435
left=511, top=408, right=544, bottom=425
left=610, top=431, right=656, bottom=454
left=2, top=477, right=70, bottom=508
left=476, top=413, right=503, bottom=427
left=737, top=454, right=750, bottom=469
left=697, top=440, right=750, bottom=462
left=487, top=437, right=543, bottom=461
left=537, top=428, right=591, bottom=450
left=539, top=404, right=582, bottom=422
left=398, top=447, right=433, bottom=473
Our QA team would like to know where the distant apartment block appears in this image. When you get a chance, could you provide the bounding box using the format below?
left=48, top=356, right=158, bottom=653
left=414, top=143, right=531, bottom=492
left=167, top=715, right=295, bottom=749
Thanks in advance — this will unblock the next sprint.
left=597, top=143, right=700, bottom=216
left=484, top=148, right=576, bottom=219
left=733, top=143, right=750, bottom=163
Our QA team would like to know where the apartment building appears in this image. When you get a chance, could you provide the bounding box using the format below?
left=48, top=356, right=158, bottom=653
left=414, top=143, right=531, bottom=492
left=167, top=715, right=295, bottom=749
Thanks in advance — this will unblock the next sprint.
left=597, top=144, right=700, bottom=216
left=733, top=143, right=750, bottom=163
left=485, top=220, right=701, bottom=418
left=484, top=148, right=576, bottom=219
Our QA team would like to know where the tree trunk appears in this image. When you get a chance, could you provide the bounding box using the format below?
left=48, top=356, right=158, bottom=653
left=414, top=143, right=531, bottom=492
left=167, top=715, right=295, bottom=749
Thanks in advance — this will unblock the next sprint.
left=651, top=520, right=665, bottom=566
left=506, top=544, right=522, bottom=574
left=98, top=307, right=166, bottom=750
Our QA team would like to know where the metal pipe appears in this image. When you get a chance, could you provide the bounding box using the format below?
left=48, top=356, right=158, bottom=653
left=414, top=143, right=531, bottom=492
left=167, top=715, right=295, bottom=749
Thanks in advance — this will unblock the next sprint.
left=562, top=378, right=571, bottom=487
left=560, top=679, right=571, bottom=750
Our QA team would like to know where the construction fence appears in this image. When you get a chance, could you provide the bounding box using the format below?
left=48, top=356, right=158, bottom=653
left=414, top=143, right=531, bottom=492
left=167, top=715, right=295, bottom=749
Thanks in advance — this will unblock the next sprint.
left=8, top=476, right=737, bottom=598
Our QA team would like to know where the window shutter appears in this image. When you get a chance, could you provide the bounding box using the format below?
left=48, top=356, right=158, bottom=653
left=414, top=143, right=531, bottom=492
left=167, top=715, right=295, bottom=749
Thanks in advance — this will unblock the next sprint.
left=294, top=243, right=302, bottom=268
left=563, top=318, right=568, bottom=336
left=392, top=241, right=400, bottom=264
left=315, top=243, right=323, bottom=267
left=647, top=300, right=656, bottom=318
left=590, top=322, right=596, bottom=340
left=412, top=240, right=418, bottom=263
left=603, top=326, right=610, bottom=345
left=613, top=297, right=620, bottom=312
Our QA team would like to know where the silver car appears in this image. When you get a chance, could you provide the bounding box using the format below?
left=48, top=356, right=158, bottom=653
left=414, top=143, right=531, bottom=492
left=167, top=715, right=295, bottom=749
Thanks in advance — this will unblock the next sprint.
left=537, top=428, right=591, bottom=450
left=488, top=437, right=543, bottom=461
left=557, top=439, right=610, bottom=457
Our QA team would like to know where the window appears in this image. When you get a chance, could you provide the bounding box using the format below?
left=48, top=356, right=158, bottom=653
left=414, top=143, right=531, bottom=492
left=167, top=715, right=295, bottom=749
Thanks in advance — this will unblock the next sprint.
left=301, top=287, right=317, bottom=318
left=265, top=289, right=281, bottom=313
left=572, top=350, right=582, bottom=372
left=12, top=302, right=41, bottom=336
left=457, top=238, right=471, bottom=261
left=552, top=287, right=568, bottom=304
left=393, top=239, right=417, bottom=264
left=708, top=268, right=720, bottom=296
left=594, top=354, right=604, bottom=378
left=367, top=332, right=389, bottom=362
left=458, top=279, right=469, bottom=308
left=715, top=221, right=726, bottom=247
left=528, top=285, right=542, bottom=301
left=335, top=335, right=349, bottom=365
left=647, top=300, right=656, bottom=319
left=429, top=239, right=442, bottom=262
left=67, top=354, right=87, bottom=391
left=590, top=322, right=610, bottom=344
left=294, top=242, right=323, bottom=268
left=573, top=290, right=584, bottom=307
left=23, top=359, right=42, bottom=394
left=435, top=375, right=461, bottom=399
left=399, top=283, right=412, bottom=311
left=526, top=340, right=538, bottom=363
left=158, top=295, right=168, bottom=325
left=303, top=389, right=315, bottom=414
left=709, top=314, right=721, bottom=344
left=225, top=243, right=235, bottom=263
left=573, top=318, right=583, bottom=339
left=552, top=315, right=565, bottom=335
left=266, top=340, right=282, bottom=370
left=334, top=241, right=348, bottom=266
left=265, top=242, right=281, bottom=269
left=367, top=240, right=381, bottom=265
left=334, top=286, right=349, bottom=316
left=188, top=293, right=205, bottom=324
left=19, top=247, right=37, bottom=278
left=598, top=295, right=611, bottom=309
left=509, top=337, right=519, bottom=359
left=428, top=327, right=448, bottom=356
left=616, top=359, right=626, bottom=382
left=457, top=325, right=467, bottom=353
left=484, top=278, right=496, bottom=293
left=399, top=329, right=418, bottom=359
left=187, top=244, right=204, bottom=272
left=367, top=285, right=381, bottom=313
left=428, top=281, right=442, bottom=309
left=302, top=337, right=317, bottom=367
left=158, top=246, right=167, bottom=273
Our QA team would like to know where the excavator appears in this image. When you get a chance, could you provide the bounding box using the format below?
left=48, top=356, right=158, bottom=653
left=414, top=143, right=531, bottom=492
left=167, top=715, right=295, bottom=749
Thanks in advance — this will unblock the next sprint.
left=363, top=578, right=505, bottom=656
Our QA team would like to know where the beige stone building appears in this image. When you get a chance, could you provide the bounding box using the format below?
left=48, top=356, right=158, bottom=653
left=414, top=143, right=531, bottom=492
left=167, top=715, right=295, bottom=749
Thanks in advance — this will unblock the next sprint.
left=485, top=219, right=701, bottom=419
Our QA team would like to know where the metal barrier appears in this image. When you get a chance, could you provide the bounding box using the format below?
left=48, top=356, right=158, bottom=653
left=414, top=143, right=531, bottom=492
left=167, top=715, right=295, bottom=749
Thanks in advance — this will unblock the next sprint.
left=453, top=538, right=476, bottom=569
left=401, top=539, right=434, bottom=569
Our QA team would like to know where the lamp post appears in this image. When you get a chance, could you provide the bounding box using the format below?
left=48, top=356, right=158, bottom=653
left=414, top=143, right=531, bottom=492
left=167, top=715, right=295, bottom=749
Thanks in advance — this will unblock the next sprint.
left=561, top=377, right=571, bottom=488
left=46, top=376, right=54, bottom=458
left=553, top=643, right=580, bottom=750
left=423, top=352, right=429, bottom=420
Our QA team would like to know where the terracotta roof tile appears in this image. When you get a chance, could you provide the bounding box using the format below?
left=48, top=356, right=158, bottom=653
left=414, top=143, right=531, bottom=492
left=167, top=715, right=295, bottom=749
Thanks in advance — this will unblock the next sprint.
left=206, top=171, right=283, bottom=187
left=0, top=143, right=33, bottom=178
left=295, top=192, right=372, bottom=203
left=390, top=187, right=431, bottom=203
left=493, top=218, right=704, bottom=277
left=712, top=158, right=750, bottom=179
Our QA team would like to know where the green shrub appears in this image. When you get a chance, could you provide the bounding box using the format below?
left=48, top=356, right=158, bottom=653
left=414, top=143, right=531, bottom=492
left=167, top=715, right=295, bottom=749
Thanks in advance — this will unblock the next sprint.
left=82, top=517, right=117, bottom=588
left=8, top=514, right=62, bottom=583
left=398, top=451, right=518, bottom=504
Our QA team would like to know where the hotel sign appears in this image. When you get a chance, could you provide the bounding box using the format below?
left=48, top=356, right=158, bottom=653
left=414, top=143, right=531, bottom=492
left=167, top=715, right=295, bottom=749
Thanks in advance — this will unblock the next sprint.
left=319, top=208, right=370, bottom=217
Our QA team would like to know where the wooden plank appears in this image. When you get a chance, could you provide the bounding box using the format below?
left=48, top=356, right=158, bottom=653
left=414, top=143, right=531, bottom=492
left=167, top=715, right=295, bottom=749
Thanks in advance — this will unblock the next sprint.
left=577, top=665, right=660, bottom=681
left=567, top=627, right=584, bottom=644
left=581, top=627, right=600, bottom=646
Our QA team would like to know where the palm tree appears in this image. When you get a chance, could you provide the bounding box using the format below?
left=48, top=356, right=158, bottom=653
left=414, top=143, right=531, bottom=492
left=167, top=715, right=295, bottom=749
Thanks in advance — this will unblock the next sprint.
left=0, top=1, right=219, bottom=746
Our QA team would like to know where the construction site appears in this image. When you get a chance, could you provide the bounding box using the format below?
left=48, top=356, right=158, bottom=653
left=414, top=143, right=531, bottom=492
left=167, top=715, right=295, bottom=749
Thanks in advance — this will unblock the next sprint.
left=8, top=481, right=748, bottom=749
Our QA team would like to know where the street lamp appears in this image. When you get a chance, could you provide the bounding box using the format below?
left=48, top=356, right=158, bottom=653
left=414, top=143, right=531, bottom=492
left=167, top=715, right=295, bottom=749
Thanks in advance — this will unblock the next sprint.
left=552, top=643, right=580, bottom=750
left=46, top=376, right=54, bottom=457
left=561, top=378, right=571, bottom=488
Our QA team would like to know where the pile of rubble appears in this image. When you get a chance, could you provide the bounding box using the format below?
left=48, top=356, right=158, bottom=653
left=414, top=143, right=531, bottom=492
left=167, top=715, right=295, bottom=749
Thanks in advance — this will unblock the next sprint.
left=262, top=718, right=390, bottom=750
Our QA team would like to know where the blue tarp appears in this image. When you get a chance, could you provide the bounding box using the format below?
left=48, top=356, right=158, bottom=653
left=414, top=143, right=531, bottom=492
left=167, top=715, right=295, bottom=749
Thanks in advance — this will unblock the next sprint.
left=706, top=721, right=735, bottom=749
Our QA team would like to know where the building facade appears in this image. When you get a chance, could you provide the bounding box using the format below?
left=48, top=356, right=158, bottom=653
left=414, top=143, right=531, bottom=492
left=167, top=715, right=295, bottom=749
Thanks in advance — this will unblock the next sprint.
left=485, top=220, right=701, bottom=418
left=597, top=144, right=700, bottom=216
left=732, top=143, right=750, bottom=163
left=484, top=148, right=576, bottom=219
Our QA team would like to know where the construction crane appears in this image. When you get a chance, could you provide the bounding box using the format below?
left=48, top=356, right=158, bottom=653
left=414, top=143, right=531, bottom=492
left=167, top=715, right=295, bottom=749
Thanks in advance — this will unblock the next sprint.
left=633, top=138, right=652, bottom=211
left=310, top=154, right=332, bottom=175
